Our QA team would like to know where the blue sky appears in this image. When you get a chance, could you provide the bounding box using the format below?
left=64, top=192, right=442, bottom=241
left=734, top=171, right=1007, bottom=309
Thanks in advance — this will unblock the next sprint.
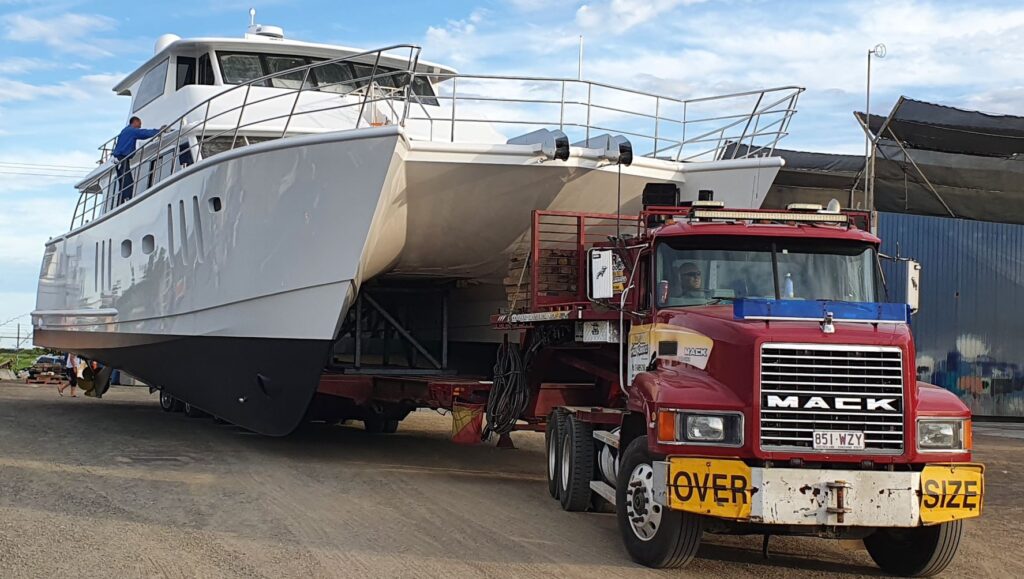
left=1, top=0, right=1023, bottom=346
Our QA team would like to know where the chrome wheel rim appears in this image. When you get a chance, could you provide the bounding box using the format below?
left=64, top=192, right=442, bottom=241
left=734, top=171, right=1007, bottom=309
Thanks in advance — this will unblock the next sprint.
left=547, top=426, right=558, bottom=482
left=160, top=391, right=172, bottom=409
left=560, top=432, right=571, bottom=492
left=625, top=463, right=662, bottom=541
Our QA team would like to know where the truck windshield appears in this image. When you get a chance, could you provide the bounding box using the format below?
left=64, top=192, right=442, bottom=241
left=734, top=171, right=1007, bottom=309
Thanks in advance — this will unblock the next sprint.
left=655, top=235, right=880, bottom=307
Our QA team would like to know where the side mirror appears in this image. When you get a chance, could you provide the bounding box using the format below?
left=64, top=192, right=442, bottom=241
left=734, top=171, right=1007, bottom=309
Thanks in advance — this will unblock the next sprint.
left=587, top=249, right=614, bottom=300
left=906, top=260, right=921, bottom=313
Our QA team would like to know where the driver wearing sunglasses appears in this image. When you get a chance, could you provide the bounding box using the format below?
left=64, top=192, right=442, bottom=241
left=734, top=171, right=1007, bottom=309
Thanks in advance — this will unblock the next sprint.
left=673, top=261, right=704, bottom=298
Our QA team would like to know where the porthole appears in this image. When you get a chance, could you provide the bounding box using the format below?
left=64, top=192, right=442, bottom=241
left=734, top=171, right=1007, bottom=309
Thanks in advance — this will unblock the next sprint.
left=209, top=196, right=222, bottom=212
left=142, top=234, right=155, bottom=255
left=121, top=239, right=132, bottom=258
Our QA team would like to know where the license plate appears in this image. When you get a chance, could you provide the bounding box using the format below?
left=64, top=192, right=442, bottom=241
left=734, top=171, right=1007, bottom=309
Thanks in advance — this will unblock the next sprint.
left=813, top=430, right=865, bottom=450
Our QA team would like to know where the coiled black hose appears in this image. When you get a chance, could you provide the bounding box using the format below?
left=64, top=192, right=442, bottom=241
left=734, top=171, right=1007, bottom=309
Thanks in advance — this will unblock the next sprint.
left=483, top=340, right=528, bottom=439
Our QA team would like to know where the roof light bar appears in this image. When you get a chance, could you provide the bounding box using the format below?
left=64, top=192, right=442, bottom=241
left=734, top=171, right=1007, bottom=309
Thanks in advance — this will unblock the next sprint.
left=691, top=209, right=849, bottom=223
left=786, top=203, right=824, bottom=211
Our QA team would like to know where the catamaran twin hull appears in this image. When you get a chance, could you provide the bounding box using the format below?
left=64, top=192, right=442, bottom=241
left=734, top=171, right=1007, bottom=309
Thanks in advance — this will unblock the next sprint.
left=33, top=125, right=781, bottom=434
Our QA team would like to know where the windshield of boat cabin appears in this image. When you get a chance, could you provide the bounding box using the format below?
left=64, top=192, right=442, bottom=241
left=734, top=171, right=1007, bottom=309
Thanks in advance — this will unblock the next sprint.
left=655, top=235, right=880, bottom=307
left=216, top=51, right=438, bottom=104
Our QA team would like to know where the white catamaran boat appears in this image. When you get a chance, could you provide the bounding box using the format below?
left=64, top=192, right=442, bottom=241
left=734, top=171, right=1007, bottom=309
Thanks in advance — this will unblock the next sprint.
left=33, top=18, right=803, bottom=434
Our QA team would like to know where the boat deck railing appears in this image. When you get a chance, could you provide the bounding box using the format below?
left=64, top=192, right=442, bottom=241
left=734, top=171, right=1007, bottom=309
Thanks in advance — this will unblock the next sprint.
left=72, top=44, right=803, bottom=230
left=408, top=75, right=802, bottom=163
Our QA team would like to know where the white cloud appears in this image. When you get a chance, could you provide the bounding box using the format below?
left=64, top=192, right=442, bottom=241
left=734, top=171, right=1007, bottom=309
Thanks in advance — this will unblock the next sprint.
left=576, top=0, right=706, bottom=34
left=424, top=9, right=578, bottom=70
left=505, top=0, right=549, bottom=11
left=0, top=149, right=98, bottom=193
left=3, top=12, right=118, bottom=57
left=0, top=196, right=73, bottom=267
left=0, top=56, right=69, bottom=74
left=0, top=72, right=120, bottom=103
left=961, top=86, right=1024, bottom=115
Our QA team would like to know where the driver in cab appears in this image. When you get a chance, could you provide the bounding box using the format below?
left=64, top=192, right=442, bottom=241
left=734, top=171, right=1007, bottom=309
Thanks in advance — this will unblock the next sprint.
left=672, top=261, right=704, bottom=298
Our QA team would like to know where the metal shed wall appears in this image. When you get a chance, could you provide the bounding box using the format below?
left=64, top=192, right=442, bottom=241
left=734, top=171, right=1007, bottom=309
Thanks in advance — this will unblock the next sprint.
left=878, top=212, right=1024, bottom=417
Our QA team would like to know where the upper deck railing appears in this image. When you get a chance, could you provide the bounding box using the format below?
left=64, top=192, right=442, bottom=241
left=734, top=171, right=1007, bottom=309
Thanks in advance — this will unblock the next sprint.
left=72, top=44, right=803, bottom=230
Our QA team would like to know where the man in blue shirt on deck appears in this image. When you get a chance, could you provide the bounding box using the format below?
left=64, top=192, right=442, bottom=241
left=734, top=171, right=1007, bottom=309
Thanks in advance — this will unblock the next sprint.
left=112, top=116, right=164, bottom=205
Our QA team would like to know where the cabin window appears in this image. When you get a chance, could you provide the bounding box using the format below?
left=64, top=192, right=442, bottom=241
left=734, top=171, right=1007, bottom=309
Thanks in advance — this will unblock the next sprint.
left=176, top=56, right=196, bottom=90
left=213, top=51, right=439, bottom=104
left=265, top=55, right=314, bottom=89
left=314, top=62, right=356, bottom=94
left=133, top=58, right=169, bottom=112
left=219, top=53, right=267, bottom=86
left=198, top=53, right=215, bottom=85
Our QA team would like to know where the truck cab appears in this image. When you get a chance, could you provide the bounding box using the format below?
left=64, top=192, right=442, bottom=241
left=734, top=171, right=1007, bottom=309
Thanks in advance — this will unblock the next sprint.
left=509, top=197, right=982, bottom=576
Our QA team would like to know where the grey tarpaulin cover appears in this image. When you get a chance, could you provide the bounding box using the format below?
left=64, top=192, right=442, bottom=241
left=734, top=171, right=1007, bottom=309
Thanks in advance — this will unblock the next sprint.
left=757, top=97, right=1024, bottom=223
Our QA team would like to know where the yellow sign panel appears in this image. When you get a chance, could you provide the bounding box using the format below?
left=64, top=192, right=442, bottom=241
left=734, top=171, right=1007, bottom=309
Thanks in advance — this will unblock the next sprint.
left=667, top=457, right=753, bottom=520
left=919, top=463, right=984, bottom=524
left=627, top=324, right=714, bottom=385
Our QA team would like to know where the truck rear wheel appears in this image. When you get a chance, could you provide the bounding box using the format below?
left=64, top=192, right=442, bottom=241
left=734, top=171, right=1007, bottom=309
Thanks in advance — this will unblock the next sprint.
left=559, top=415, right=594, bottom=511
left=183, top=401, right=206, bottom=418
left=616, top=436, right=703, bottom=569
left=864, top=521, right=963, bottom=577
left=159, top=391, right=181, bottom=412
left=545, top=409, right=567, bottom=499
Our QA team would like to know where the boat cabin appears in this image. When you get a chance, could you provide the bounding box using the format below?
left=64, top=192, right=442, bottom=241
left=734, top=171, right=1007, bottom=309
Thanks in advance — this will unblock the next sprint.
left=115, top=27, right=453, bottom=128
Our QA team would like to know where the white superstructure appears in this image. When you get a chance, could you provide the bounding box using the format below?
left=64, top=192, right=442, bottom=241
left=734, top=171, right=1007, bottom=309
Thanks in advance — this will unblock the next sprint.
left=33, top=21, right=803, bottom=434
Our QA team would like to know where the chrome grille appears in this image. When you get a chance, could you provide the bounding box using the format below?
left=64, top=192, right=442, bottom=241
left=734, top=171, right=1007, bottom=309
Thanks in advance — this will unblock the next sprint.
left=759, top=343, right=904, bottom=453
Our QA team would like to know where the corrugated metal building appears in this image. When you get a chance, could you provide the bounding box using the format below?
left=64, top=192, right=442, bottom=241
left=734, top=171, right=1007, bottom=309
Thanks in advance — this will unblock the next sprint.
left=878, top=213, right=1024, bottom=417
left=760, top=98, right=1024, bottom=417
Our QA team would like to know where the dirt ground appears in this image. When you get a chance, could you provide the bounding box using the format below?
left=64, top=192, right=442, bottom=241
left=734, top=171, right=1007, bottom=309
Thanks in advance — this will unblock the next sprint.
left=0, top=382, right=1021, bottom=578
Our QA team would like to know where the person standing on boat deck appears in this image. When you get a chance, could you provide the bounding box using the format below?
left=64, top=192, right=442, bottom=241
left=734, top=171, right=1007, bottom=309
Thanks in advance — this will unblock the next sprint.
left=112, top=117, right=164, bottom=205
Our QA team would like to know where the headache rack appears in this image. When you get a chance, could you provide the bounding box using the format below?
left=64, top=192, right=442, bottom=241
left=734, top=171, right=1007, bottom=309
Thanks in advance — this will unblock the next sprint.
left=503, top=210, right=644, bottom=317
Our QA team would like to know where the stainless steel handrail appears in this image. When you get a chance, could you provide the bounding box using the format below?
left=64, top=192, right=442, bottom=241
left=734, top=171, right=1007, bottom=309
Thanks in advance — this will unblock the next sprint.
left=73, top=44, right=422, bottom=229
left=72, top=42, right=803, bottom=230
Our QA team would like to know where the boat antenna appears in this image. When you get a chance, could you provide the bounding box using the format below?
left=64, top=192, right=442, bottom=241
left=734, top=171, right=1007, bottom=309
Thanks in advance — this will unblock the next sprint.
left=249, top=7, right=256, bottom=27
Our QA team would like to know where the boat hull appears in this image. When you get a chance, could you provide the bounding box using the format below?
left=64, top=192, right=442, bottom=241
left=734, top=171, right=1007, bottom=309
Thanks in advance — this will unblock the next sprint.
left=34, top=126, right=782, bottom=434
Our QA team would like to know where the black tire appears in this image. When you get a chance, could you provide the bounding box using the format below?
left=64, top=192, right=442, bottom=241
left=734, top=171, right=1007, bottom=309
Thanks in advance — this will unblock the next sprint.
left=616, top=436, right=703, bottom=569
left=183, top=402, right=206, bottom=418
left=363, top=415, right=385, bottom=433
left=382, top=419, right=399, bottom=434
left=545, top=409, right=567, bottom=499
left=864, top=521, right=964, bottom=577
left=559, top=415, right=595, bottom=512
left=159, top=390, right=176, bottom=412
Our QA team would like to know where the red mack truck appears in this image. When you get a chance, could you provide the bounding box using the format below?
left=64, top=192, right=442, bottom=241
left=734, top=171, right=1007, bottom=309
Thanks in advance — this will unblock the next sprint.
left=491, top=192, right=982, bottom=576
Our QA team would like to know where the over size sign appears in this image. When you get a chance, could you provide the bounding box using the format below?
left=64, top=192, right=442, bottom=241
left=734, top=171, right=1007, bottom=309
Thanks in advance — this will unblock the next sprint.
left=667, top=457, right=753, bottom=519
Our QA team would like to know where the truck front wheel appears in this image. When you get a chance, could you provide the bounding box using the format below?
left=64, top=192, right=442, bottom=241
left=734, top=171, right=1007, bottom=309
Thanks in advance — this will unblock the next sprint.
left=864, top=521, right=963, bottom=577
left=616, top=436, right=703, bottom=569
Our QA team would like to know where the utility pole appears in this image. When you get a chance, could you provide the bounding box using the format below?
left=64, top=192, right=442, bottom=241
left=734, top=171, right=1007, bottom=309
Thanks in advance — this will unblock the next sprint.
left=578, top=35, right=584, bottom=80
left=14, top=323, right=20, bottom=371
left=864, top=43, right=886, bottom=211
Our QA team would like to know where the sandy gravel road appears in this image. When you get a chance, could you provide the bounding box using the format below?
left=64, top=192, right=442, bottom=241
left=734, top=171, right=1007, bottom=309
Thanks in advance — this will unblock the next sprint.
left=0, top=382, right=1020, bottom=578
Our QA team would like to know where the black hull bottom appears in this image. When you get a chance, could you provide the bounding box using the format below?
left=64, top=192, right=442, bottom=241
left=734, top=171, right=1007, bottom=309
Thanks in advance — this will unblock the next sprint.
left=35, top=329, right=331, bottom=436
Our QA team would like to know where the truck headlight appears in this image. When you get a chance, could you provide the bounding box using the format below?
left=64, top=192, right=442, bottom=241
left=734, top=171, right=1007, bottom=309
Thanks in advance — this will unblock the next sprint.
left=917, top=419, right=968, bottom=451
left=657, top=410, right=743, bottom=446
left=686, top=415, right=724, bottom=441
